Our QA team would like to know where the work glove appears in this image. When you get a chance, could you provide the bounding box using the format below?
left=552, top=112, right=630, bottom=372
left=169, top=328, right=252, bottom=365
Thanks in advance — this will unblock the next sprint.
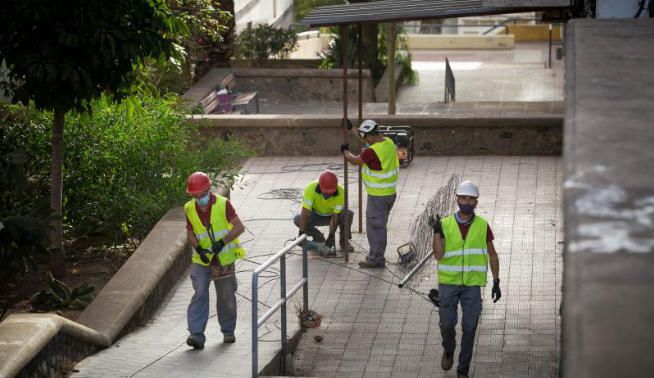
left=428, top=214, right=443, bottom=236
left=325, top=232, right=335, bottom=249
left=298, top=230, right=306, bottom=239
left=340, top=143, right=349, bottom=153
left=342, top=119, right=353, bottom=130
left=428, top=288, right=440, bottom=307
left=492, top=278, right=502, bottom=303
left=195, top=246, right=211, bottom=264
left=212, top=239, right=226, bottom=255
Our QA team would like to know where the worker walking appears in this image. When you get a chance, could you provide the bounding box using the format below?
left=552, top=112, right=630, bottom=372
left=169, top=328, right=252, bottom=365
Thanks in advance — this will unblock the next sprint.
left=184, top=172, right=246, bottom=348
left=341, top=119, right=399, bottom=268
left=431, top=180, right=501, bottom=378
left=295, top=170, right=354, bottom=254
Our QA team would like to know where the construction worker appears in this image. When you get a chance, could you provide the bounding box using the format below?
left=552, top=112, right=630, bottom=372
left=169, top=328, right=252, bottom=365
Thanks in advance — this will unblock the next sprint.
left=431, top=180, right=501, bottom=378
left=295, top=170, right=354, bottom=254
left=184, top=172, right=246, bottom=348
left=341, top=119, right=399, bottom=268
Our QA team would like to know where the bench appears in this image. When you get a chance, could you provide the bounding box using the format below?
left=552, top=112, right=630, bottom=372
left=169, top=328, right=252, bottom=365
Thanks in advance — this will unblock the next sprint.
left=199, top=74, right=259, bottom=114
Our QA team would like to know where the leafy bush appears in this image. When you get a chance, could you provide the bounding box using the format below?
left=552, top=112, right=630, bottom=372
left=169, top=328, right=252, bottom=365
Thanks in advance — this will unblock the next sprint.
left=30, top=273, right=95, bottom=311
left=234, top=23, right=298, bottom=65
left=0, top=96, right=252, bottom=251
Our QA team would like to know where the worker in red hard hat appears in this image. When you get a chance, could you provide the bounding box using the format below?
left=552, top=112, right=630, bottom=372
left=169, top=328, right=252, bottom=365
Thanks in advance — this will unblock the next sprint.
left=184, top=171, right=246, bottom=349
left=294, top=170, right=354, bottom=254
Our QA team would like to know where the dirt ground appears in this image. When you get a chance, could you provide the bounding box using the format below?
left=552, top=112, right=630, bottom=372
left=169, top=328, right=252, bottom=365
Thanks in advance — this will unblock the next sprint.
left=0, top=243, right=130, bottom=322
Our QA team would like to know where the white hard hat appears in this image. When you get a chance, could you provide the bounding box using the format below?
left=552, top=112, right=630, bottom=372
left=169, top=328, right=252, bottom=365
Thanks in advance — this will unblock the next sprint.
left=358, top=119, right=378, bottom=135
left=456, top=181, right=479, bottom=197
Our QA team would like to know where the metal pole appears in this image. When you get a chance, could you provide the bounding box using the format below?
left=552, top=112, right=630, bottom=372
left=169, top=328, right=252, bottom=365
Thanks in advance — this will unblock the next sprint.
left=387, top=23, right=396, bottom=115
left=252, top=272, right=259, bottom=377
left=398, top=252, right=433, bottom=288
left=548, top=23, right=552, bottom=69
left=358, top=23, right=363, bottom=234
left=302, top=244, right=308, bottom=312
left=341, top=25, right=350, bottom=263
left=280, top=255, right=287, bottom=374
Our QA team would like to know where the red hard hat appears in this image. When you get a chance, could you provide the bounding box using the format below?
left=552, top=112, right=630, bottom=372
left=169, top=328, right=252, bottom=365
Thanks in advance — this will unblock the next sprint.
left=318, top=170, right=338, bottom=194
left=186, top=172, right=211, bottom=194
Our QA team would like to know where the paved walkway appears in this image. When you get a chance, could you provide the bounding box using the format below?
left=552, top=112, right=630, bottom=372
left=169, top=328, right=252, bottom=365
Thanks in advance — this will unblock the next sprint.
left=72, top=156, right=562, bottom=377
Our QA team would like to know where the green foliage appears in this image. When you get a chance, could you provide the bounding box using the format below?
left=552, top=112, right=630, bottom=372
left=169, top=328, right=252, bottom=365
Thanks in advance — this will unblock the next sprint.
left=0, top=96, right=252, bottom=245
left=0, top=109, right=51, bottom=284
left=0, top=0, right=182, bottom=112
left=294, top=0, right=344, bottom=21
left=234, top=24, right=298, bottom=65
left=30, top=273, right=95, bottom=311
left=378, top=25, right=419, bottom=85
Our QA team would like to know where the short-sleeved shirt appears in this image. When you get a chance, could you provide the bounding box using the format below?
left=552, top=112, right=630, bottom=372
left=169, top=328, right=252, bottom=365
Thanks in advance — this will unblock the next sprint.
left=360, top=148, right=382, bottom=170
left=186, top=193, right=237, bottom=231
left=302, top=180, right=345, bottom=216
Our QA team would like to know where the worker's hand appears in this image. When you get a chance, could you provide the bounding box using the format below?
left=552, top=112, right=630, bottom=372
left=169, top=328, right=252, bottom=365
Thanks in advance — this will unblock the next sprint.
left=212, top=239, right=226, bottom=255
left=340, top=143, right=349, bottom=153
left=428, top=214, right=443, bottom=235
left=428, top=288, right=440, bottom=307
left=492, top=279, right=502, bottom=303
left=195, top=247, right=211, bottom=264
left=325, top=233, right=335, bottom=248
left=298, top=230, right=305, bottom=239
left=342, top=119, right=353, bottom=130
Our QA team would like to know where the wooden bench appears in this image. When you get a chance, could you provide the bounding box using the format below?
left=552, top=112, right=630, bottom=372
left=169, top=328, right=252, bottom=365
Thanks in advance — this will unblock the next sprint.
left=199, top=74, right=259, bottom=114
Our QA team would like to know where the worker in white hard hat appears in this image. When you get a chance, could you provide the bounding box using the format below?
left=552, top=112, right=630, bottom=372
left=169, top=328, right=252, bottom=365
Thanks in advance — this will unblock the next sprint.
left=341, top=119, right=399, bottom=268
left=430, top=180, right=501, bottom=378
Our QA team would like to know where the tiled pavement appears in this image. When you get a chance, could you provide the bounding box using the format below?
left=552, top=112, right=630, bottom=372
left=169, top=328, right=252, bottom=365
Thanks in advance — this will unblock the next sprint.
left=72, top=156, right=562, bottom=377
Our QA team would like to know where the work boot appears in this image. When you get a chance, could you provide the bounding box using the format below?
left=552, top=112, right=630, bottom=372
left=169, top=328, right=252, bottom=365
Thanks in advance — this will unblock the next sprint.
left=441, top=351, right=454, bottom=371
left=223, top=334, right=236, bottom=343
left=311, top=232, right=326, bottom=243
left=186, top=335, right=204, bottom=349
left=358, top=258, right=384, bottom=269
left=339, top=241, right=354, bottom=252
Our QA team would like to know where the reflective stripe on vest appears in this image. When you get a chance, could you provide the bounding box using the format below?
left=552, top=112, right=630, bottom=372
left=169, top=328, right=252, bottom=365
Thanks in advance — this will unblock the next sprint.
left=438, top=215, right=489, bottom=286
left=301, top=180, right=345, bottom=216
left=362, top=137, right=399, bottom=196
left=184, top=195, right=246, bottom=267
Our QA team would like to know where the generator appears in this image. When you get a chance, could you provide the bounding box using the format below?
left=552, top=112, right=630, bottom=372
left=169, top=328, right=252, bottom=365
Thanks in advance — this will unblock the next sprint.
left=378, top=125, right=415, bottom=168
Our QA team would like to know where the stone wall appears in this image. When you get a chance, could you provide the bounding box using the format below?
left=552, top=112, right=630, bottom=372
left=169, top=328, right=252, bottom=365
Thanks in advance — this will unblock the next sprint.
left=193, top=115, right=563, bottom=156
left=232, top=68, right=376, bottom=104
left=16, top=333, right=99, bottom=378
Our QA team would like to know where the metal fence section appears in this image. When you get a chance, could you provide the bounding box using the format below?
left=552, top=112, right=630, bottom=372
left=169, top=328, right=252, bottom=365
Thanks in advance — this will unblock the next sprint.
left=445, top=57, right=456, bottom=103
left=251, top=234, right=308, bottom=378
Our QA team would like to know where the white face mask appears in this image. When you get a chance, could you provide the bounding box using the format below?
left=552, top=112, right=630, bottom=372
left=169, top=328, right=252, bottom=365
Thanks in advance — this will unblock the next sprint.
left=196, top=193, right=210, bottom=206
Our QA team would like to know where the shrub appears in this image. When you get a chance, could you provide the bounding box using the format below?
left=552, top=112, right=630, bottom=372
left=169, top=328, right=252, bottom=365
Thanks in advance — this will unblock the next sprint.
left=234, top=23, right=298, bottom=65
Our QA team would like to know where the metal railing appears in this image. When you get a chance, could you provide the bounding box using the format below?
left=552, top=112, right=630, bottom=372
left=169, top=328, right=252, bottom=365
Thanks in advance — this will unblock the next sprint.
left=444, top=57, right=455, bottom=103
left=251, top=234, right=308, bottom=378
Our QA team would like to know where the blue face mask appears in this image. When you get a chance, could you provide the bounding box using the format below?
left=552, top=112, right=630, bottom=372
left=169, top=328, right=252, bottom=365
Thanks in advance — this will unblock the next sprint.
left=322, top=193, right=332, bottom=199
left=196, top=193, right=210, bottom=206
left=458, top=203, right=475, bottom=215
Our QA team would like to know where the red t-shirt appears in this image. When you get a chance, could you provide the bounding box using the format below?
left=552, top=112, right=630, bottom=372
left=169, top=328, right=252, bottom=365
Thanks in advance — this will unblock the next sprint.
left=457, top=218, right=494, bottom=242
left=186, top=194, right=237, bottom=231
left=361, top=148, right=382, bottom=170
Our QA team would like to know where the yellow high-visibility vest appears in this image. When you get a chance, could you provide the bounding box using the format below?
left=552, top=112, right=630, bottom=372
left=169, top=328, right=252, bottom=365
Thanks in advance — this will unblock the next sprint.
left=362, top=137, right=399, bottom=196
left=302, top=180, right=345, bottom=216
left=184, top=195, right=245, bottom=267
left=438, top=215, right=489, bottom=286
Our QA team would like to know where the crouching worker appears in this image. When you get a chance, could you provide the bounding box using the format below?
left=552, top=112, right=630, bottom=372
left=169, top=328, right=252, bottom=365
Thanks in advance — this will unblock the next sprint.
left=294, top=170, right=354, bottom=254
left=184, top=172, right=246, bottom=349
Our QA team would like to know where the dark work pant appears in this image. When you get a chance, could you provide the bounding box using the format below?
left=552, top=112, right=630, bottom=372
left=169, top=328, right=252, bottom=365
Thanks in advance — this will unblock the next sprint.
left=438, top=284, right=482, bottom=375
left=293, top=209, right=354, bottom=242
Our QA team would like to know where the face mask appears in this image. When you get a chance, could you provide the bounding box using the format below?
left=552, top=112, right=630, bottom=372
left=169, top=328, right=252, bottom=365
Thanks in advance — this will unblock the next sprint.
left=458, top=203, right=475, bottom=215
left=196, top=193, right=210, bottom=206
left=322, top=193, right=332, bottom=199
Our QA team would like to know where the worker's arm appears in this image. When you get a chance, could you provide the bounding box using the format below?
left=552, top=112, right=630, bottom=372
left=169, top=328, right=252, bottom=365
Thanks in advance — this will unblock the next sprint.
left=432, top=233, right=445, bottom=260
left=187, top=229, right=199, bottom=248
left=328, top=213, right=339, bottom=236
left=342, top=149, right=364, bottom=166
left=487, top=240, right=500, bottom=280
left=222, top=216, right=245, bottom=244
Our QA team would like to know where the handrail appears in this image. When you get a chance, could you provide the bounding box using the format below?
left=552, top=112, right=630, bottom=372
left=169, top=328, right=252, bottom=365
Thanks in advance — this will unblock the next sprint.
left=252, top=234, right=308, bottom=378
left=444, top=57, right=455, bottom=103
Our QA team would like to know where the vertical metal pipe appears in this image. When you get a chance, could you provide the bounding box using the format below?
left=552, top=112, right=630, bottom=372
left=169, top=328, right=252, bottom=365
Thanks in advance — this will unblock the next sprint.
left=252, top=272, right=259, bottom=378
left=548, top=23, right=552, bottom=69
left=303, top=244, right=309, bottom=312
left=341, top=25, right=350, bottom=263
left=357, top=23, right=363, bottom=234
left=280, top=255, right=287, bottom=373
left=387, top=23, right=397, bottom=115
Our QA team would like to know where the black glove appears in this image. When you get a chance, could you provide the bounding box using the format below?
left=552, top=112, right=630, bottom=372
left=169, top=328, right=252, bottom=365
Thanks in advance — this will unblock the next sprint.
left=340, top=143, right=349, bottom=153
left=492, top=278, right=502, bottom=303
left=342, top=119, right=353, bottom=130
left=195, top=246, right=211, bottom=264
left=325, top=233, right=335, bottom=248
left=298, top=230, right=305, bottom=239
left=428, top=288, right=440, bottom=307
left=428, top=214, right=443, bottom=235
left=212, top=239, right=226, bottom=255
